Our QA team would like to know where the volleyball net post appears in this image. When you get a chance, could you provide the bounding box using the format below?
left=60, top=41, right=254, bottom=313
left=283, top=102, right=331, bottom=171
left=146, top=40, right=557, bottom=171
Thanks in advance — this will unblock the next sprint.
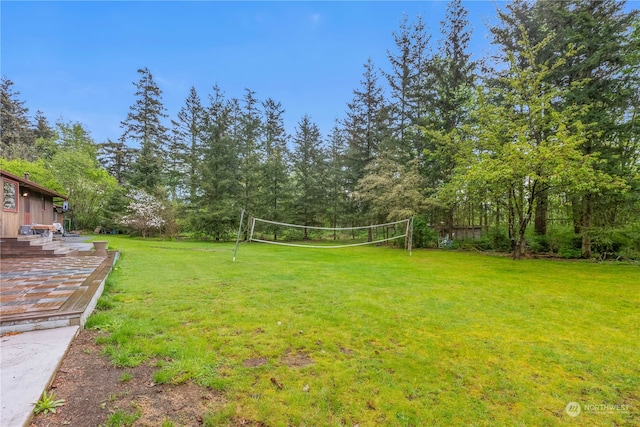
left=232, top=209, right=245, bottom=262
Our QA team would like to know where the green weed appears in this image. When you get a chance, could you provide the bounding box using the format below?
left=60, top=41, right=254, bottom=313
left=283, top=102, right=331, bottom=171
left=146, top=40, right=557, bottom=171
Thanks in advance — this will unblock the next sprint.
left=102, top=408, right=141, bottom=427
left=33, top=390, right=65, bottom=415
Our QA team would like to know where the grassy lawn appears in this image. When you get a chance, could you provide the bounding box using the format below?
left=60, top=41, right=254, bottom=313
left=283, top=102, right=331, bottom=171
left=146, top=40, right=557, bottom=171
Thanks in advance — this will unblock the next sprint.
left=88, top=236, right=639, bottom=426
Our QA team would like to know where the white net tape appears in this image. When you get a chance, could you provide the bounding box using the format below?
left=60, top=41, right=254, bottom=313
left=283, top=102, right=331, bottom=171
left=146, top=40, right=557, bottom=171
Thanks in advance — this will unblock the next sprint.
left=248, top=216, right=412, bottom=249
left=250, top=234, right=406, bottom=249
left=233, top=209, right=413, bottom=260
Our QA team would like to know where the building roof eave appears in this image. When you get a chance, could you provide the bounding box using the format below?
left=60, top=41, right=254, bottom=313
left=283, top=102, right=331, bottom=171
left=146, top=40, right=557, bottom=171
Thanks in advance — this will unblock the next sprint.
left=0, top=169, right=69, bottom=200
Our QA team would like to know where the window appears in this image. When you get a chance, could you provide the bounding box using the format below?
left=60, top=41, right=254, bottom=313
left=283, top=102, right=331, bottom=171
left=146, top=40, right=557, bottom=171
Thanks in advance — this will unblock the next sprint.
left=3, top=179, right=18, bottom=212
left=41, top=196, right=46, bottom=211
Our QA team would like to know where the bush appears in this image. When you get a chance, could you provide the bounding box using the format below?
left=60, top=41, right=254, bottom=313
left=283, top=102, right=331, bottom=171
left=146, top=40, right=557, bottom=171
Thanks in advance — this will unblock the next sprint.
left=487, top=228, right=512, bottom=252
left=528, top=233, right=550, bottom=253
left=558, top=247, right=582, bottom=259
left=547, top=228, right=581, bottom=255
left=591, top=227, right=640, bottom=261
left=412, top=215, right=439, bottom=248
left=474, top=236, right=494, bottom=251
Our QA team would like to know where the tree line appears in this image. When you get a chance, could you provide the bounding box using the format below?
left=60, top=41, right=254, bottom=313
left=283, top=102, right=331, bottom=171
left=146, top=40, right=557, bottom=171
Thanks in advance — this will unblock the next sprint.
left=2, top=0, right=638, bottom=259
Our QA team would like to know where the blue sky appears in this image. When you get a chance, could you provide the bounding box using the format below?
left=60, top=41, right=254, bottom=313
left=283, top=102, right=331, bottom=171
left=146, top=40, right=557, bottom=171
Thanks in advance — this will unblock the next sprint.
left=3, top=1, right=509, bottom=144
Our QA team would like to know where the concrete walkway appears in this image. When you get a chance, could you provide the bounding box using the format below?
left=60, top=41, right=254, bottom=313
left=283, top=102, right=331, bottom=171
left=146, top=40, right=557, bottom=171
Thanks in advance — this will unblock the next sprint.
left=1, top=326, right=79, bottom=427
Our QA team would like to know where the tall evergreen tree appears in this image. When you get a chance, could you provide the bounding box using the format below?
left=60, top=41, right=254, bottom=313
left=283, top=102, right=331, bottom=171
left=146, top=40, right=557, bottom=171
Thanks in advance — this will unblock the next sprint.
left=0, top=77, right=35, bottom=160
left=543, top=0, right=640, bottom=257
left=260, top=98, right=291, bottom=235
left=171, top=86, right=206, bottom=203
left=194, top=86, right=239, bottom=239
left=433, top=0, right=475, bottom=132
left=99, top=139, right=133, bottom=185
left=343, top=59, right=392, bottom=190
left=326, top=122, right=348, bottom=236
left=119, top=67, right=169, bottom=194
left=32, top=110, right=57, bottom=161
left=32, top=110, right=55, bottom=141
left=406, top=15, right=434, bottom=128
left=424, top=0, right=476, bottom=234
left=385, top=14, right=414, bottom=146
left=236, top=89, right=263, bottom=215
left=291, top=115, right=327, bottom=238
left=385, top=14, right=437, bottom=163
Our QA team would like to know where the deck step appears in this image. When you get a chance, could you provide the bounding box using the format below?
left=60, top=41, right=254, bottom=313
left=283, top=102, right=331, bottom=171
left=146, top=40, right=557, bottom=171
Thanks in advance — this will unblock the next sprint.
left=0, top=236, right=78, bottom=258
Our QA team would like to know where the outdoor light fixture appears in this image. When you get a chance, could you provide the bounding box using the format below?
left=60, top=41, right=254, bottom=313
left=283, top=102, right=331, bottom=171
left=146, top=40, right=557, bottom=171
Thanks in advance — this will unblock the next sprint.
left=22, top=192, right=28, bottom=197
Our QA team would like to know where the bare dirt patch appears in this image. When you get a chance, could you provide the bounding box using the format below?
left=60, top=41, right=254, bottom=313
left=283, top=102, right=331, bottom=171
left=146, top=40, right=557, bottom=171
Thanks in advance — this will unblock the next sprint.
left=281, top=351, right=313, bottom=368
left=242, top=357, right=268, bottom=368
left=29, top=329, right=247, bottom=427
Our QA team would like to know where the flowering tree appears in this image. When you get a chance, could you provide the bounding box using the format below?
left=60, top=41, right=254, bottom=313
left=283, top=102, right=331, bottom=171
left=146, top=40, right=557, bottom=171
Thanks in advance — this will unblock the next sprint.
left=119, top=189, right=165, bottom=237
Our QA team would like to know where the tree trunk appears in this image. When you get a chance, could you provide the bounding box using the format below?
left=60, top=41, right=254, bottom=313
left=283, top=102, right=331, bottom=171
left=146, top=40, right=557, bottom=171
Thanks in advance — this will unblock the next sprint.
left=513, top=229, right=527, bottom=260
left=534, top=188, right=547, bottom=235
left=581, top=193, right=592, bottom=258
left=446, top=207, right=454, bottom=243
left=508, top=191, right=516, bottom=253
left=571, top=195, right=581, bottom=234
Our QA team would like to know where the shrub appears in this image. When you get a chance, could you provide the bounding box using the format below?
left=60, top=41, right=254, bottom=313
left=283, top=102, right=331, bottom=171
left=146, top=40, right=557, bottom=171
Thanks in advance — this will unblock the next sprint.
left=591, top=227, right=640, bottom=261
left=412, top=215, right=439, bottom=248
left=547, top=227, right=581, bottom=255
left=528, top=234, right=550, bottom=253
left=487, top=227, right=512, bottom=252
left=558, top=247, right=582, bottom=259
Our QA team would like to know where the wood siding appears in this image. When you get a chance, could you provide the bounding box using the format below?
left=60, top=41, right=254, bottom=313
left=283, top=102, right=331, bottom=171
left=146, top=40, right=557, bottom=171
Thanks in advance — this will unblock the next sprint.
left=1, top=180, right=57, bottom=237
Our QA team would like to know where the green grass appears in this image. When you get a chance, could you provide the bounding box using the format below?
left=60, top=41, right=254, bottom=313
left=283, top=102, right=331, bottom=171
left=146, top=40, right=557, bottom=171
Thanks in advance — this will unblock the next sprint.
left=87, top=236, right=640, bottom=426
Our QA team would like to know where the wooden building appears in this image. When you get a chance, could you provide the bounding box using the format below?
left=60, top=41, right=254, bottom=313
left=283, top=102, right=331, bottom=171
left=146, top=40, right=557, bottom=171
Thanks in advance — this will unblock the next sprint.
left=1, top=170, right=68, bottom=237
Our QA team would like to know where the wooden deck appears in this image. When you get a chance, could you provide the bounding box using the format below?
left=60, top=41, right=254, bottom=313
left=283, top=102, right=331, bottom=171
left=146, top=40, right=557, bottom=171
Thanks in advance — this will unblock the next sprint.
left=0, top=251, right=118, bottom=334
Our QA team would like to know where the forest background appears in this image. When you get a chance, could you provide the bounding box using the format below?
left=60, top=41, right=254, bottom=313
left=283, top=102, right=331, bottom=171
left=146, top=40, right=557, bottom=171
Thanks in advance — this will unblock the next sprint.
left=2, top=0, right=639, bottom=260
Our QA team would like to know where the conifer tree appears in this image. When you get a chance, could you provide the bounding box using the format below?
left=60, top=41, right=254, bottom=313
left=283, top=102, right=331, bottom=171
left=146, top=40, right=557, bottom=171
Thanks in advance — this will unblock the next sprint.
left=32, top=110, right=55, bottom=141
left=119, top=67, right=169, bottom=194
left=291, top=115, right=327, bottom=238
left=543, top=0, right=639, bottom=257
left=385, top=15, right=415, bottom=146
left=406, top=15, right=434, bottom=129
left=32, top=110, right=57, bottom=161
left=343, top=59, right=393, bottom=226
left=0, top=77, right=35, bottom=160
left=194, top=86, right=240, bottom=239
left=343, top=59, right=392, bottom=190
left=260, top=98, right=291, bottom=236
left=326, top=122, right=348, bottom=237
left=385, top=15, right=434, bottom=162
left=236, top=89, right=263, bottom=215
left=99, top=139, right=133, bottom=185
left=171, top=86, right=206, bottom=202
left=424, top=0, right=476, bottom=234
